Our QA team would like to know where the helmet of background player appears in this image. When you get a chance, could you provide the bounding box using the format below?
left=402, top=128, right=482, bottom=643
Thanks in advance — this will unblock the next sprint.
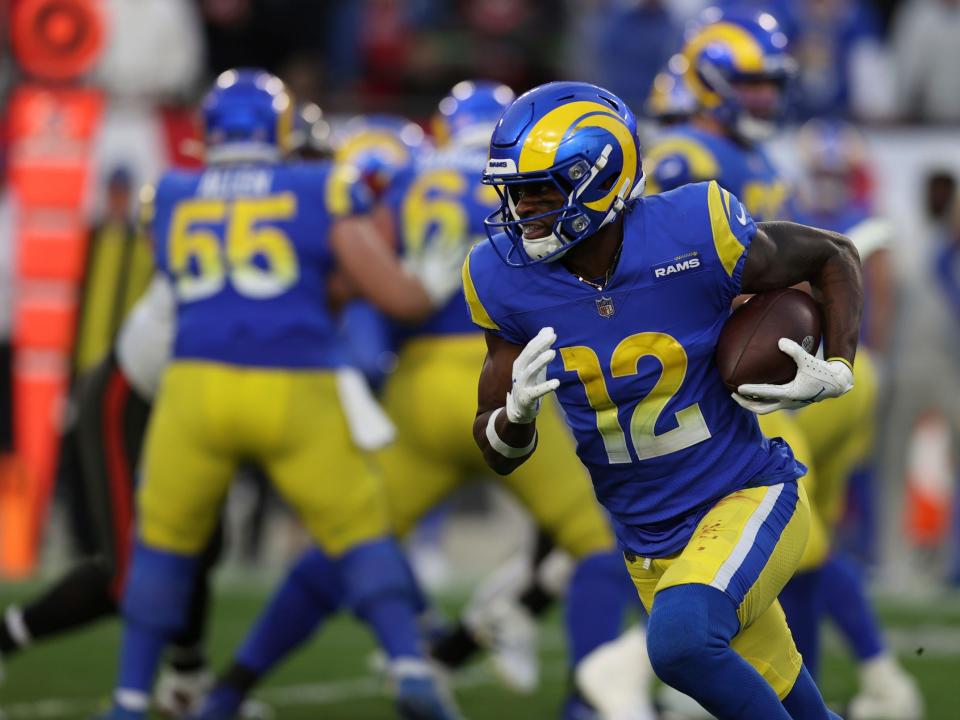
left=681, top=7, right=796, bottom=143
left=202, top=68, right=293, bottom=165
left=796, top=118, right=871, bottom=213
left=646, top=54, right=698, bottom=127
left=288, top=102, right=334, bottom=160
left=333, top=114, right=426, bottom=200
left=482, top=81, right=644, bottom=266
left=432, top=80, right=515, bottom=150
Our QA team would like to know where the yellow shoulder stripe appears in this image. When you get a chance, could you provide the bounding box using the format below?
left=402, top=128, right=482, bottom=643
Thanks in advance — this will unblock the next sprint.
left=461, top=247, right=500, bottom=331
left=707, top=181, right=745, bottom=277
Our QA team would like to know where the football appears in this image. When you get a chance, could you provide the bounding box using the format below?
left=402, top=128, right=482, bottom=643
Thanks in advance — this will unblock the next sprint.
left=715, top=288, right=822, bottom=393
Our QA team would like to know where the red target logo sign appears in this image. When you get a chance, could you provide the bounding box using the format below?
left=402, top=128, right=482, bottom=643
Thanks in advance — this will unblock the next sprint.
left=12, top=0, right=105, bottom=82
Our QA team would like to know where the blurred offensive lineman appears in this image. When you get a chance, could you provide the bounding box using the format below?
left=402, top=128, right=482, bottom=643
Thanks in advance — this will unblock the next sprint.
left=96, top=69, right=464, bottom=720
left=463, top=79, right=861, bottom=719
left=198, top=81, right=650, bottom=720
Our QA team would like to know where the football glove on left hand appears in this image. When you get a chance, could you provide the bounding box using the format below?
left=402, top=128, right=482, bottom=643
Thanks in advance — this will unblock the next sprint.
left=732, top=337, right=854, bottom=415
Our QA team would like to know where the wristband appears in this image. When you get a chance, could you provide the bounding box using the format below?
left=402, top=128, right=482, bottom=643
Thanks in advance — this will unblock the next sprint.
left=485, top=407, right=537, bottom=459
left=826, top=356, right=854, bottom=372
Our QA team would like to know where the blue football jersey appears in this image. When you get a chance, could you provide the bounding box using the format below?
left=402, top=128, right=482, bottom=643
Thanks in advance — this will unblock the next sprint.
left=384, top=146, right=500, bottom=340
left=463, top=181, right=805, bottom=556
left=153, top=161, right=368, bottom=368
left=645, top=124, right=790, bottom=221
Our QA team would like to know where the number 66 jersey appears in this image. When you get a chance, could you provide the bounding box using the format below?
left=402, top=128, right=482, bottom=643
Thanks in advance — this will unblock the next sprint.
left=463, top=180, right=805, bottom=557
left=152, top=161, right=366, bottom=368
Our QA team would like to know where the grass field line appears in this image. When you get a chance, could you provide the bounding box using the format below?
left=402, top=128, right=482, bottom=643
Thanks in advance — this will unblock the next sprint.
left=1, top=662, right=563, bottom=719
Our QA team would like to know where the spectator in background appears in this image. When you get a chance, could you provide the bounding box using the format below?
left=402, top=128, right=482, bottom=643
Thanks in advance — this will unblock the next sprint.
left=72, top=168, right=153, bottom=379
left=55, top=168, right=153, bottom=555
left=786, top=0, right=892, bottom=120
left=572, top=0, right=681, bottom=112
left=201, top=0, right=362, bottom=107
left=893, top=0, right=960, bottom=123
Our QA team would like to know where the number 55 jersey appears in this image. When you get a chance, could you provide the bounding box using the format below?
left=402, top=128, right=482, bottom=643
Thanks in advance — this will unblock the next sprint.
left=463, top=180, right=805, bottom=557
left=152, top=161, right=366, bottom=369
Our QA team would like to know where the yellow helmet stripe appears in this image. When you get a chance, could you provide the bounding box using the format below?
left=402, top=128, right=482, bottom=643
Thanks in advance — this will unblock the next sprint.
left=683, top=22, right=765, bottom=108
left=335, top=131, right=409, bottom=166
left=518, top=101, right=622, bottom=173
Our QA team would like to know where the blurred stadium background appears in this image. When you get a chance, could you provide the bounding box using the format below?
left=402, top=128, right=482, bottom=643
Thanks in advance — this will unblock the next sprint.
left=1, top=0, right=959, bottom=718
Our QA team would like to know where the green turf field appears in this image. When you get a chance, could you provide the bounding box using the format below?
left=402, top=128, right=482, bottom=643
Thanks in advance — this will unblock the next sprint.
left=1, top=580, right=958, bottom=719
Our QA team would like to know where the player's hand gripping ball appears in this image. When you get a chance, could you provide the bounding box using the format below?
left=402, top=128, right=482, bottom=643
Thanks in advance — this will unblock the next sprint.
left=716, top=288, right=852, bottom=414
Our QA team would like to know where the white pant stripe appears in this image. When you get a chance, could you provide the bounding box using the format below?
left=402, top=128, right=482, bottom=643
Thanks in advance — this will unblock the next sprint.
left=710, top=483, right=785, bottom=593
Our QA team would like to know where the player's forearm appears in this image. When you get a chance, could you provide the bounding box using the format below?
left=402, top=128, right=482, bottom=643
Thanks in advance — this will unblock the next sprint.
left=809, top=234, right=863, bottom=363
left=473, top=408, right=537, bottom=475
left=751, top=222, right=863, bottom=364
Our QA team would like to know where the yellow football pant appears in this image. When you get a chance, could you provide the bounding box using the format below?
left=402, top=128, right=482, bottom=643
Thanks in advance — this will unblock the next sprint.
left=758, top=412, right=829, bottom=571
left=139, top=362, right=389, bottom=556
left=626, top=482, right=810, bottom=699
left=794, top=349, right=878, bottom=531
left=376, top=334, right=615, bottom=559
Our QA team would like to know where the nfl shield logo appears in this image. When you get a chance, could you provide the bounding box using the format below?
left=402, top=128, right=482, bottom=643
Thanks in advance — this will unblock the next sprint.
left=596, top=296, right=615, bottom=318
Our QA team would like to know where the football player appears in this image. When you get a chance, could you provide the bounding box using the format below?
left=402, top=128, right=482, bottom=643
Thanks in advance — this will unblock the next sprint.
left=96, top=69, right=463, bottom=720
left=198, top=80, right=649, bottom=720
left=464, top=80, right=860, bottom=719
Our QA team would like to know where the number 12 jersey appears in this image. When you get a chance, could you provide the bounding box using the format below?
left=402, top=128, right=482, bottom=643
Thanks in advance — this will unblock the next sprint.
left=463, top=181, right=805, bottom=556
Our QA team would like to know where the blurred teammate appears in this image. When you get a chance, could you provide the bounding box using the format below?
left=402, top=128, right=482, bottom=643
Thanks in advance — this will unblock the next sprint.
left=644, top=12, right=920, bottom=718
left=199, top=81, right=648, bottom=720
left=97, top=69, right=463, bottom=720
left=466, top=79, right=860, bottom=719
left=789, top=119, right=921, bottom=720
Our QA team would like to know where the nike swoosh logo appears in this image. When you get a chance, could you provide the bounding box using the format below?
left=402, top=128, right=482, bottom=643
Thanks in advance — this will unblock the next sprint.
left=800, top=387, right=826, bottom=403
left=736, top=205, right=747, bottom=226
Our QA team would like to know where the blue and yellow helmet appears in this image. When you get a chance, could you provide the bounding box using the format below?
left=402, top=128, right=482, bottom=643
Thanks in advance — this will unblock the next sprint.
left=681, top=8, right=795, bottom=141
left=482, top=81, right=643, bottom=266
left=433, top=80, right=515, bottom=148
left=202, top=68, right=293, bottom=164
left=334, top=114, right=426, bottom=200
left=646, top=54, right=697, bottom=125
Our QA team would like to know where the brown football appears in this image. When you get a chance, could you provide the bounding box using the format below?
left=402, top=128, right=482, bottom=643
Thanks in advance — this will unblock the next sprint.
left=716, top=288, right=822, bottom=393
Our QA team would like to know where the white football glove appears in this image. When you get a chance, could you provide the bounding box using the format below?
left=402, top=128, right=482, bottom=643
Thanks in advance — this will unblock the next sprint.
left=506, top=327, right=561, bottom=424
left=403, top=240, right=471, bottom=308
left=732, top=337, right=854, bottom=415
